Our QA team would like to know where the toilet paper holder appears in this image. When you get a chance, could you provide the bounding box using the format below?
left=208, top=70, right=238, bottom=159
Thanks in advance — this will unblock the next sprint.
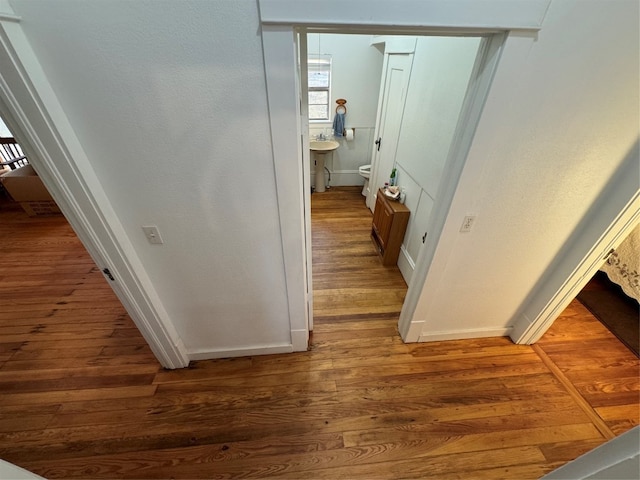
left=345, top=127, right=355, bottom=141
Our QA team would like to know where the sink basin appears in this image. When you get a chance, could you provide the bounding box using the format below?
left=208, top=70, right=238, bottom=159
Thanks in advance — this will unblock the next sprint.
left=310, top=140, right=339, bottom=153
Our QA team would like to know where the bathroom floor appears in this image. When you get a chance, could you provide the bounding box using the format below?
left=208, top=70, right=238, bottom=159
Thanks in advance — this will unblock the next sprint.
left=310, top=186, right=408, bottom=322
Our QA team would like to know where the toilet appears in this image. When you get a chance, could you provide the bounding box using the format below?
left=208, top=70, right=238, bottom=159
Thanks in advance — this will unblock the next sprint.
left=358, top=164, right=371, bottom=196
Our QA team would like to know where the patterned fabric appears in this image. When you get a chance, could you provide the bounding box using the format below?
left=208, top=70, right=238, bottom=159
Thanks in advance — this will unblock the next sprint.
left=601, top=223, right=640, bottom=301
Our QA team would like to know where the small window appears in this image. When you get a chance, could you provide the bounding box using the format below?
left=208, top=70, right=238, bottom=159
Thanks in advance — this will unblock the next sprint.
left=308, top=56, right=331, bottom=121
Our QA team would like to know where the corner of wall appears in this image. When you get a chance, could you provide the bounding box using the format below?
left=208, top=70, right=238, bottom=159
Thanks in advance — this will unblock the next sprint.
left=509, top=313, right=535, bottom=343
left=399, top=318, right=424, bottom=342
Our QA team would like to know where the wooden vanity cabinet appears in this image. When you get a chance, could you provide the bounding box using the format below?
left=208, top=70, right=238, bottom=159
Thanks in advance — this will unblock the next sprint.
left=371, top=189, right=410, bottom=266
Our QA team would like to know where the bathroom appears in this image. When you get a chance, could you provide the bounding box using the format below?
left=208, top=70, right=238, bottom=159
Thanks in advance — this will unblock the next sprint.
left=307, top=33, right=383, bottom=195
left=306, top=33, right=481, bottom=284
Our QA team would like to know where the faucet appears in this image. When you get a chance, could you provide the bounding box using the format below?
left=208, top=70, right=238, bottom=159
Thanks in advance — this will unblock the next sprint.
left=317, top=132, right=326, bottom=141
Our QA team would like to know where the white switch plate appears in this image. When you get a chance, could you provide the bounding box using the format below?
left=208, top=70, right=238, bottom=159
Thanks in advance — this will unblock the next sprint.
left=460, top=215, right=476, bottom=233
left=142, top=225, right=164, bottom=244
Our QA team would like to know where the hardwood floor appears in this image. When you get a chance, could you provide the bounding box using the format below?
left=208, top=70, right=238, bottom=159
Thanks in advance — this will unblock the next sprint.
left=311, top=187, right=408, bottom=320
left=0, top=188, right=637, bottom=479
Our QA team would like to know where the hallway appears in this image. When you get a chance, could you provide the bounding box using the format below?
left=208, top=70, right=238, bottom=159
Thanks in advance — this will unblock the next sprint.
left=0, top=190, right=637, bottom=479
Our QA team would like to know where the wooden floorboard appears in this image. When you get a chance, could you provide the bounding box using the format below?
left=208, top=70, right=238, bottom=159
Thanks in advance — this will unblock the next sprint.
left=0, top=189, right=637, bottom=479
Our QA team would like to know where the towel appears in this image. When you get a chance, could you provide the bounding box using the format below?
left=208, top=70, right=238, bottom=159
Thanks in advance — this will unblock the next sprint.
left=332, top=112, right=345, bottom=137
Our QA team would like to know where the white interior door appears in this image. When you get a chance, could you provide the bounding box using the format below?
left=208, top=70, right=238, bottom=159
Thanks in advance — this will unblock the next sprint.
left=367, top=54, right=413, bottom=211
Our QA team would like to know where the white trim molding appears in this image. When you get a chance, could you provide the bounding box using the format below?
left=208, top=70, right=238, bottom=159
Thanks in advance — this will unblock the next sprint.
left=0, top=13, right=189, bottom=368
left=261, top=25, right=310, bottom=352
left=188, top=344, right=294, bottom=361
left=419, top=327, right=512, bottom=343
left=259, top=0, right=550, bottom=31
left=290, top=329, right=309, bottom=351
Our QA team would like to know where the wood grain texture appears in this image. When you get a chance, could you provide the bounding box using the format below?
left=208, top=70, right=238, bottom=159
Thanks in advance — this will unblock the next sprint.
left=0, top=189, right=637, bottom=479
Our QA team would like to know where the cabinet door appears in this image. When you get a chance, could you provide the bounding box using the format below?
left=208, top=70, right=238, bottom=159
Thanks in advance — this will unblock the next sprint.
left=373, top=195, right=393, bottom=249
left=372, top=194, right=384, bottom=236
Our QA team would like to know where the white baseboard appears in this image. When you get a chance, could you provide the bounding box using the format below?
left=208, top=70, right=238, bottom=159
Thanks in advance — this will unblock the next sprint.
left=418, top=327, right=513, bottom=342
left=311, top=170, right=364, bottom=187
left=509, top=313, right=535, bottom=343
left=290, top=329, right=309, bottom=351
left=187, top=343, right=294, bottom=361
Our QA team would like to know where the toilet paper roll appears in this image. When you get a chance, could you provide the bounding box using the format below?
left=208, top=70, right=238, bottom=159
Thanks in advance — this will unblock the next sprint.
left=345, top=128, right=354, bottom=141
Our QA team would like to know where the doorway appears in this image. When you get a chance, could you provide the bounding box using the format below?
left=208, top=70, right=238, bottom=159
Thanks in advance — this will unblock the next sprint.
left=298, top=31, right=494, bottom=333
left=310, top=187, right=408, bottom=324
left=0, top=84, right=189, bottom=368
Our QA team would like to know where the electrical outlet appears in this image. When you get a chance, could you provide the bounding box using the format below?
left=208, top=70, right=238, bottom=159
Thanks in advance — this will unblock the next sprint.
left=142, top=225, right=164, bottom=244
left=460, top=215, right=476, bottom=233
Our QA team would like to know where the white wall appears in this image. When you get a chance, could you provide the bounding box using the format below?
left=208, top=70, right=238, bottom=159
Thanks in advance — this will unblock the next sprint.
left=411, top=0, right=640, bottom=341
left=10, top=0, right=292, bottom=357
left=396, top=37, right=480, bottom=198
left=307, top=34, right=383, bottom=187
left=394, top=36, right=480, bottom=281
left=0, top=116, right=12, bottom=137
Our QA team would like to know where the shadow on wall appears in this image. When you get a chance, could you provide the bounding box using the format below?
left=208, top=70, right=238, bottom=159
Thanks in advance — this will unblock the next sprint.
left=512, top=138, right=640, bottom=340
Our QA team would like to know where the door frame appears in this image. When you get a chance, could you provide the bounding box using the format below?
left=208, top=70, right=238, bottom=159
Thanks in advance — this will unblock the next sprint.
left=295, top=31, right=314, bottom=333
left=0, top=9, right=189, bottom=368
left=260, top=1, right=637, bottom=350
left=258, top=0, right=544, bottom=342
left=261, top=24, right=310, bottom=350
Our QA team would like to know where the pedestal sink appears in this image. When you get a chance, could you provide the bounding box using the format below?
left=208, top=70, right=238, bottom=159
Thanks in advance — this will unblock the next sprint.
left=310, top=140, right=339, bottom=193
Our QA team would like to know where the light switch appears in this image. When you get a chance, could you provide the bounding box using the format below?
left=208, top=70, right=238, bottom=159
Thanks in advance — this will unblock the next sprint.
left=460, top=215, right=477, bottom=233
left=142, top=225, right=164, bottom=245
